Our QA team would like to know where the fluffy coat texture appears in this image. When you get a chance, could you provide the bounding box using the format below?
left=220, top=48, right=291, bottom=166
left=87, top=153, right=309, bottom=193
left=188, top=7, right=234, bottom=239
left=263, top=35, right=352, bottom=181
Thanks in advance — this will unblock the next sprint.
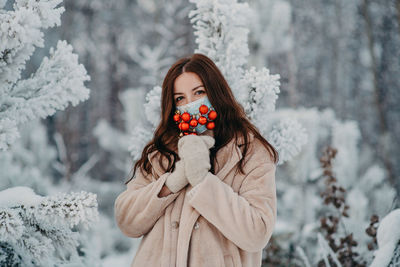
left=114, top=132, right=277, bottom=267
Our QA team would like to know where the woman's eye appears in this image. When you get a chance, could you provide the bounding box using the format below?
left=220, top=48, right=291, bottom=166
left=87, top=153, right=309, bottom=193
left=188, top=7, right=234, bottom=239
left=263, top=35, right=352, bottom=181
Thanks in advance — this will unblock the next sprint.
left=176, top=96, right=183, bottom=102
left=195, top=90, right=205, bottom=95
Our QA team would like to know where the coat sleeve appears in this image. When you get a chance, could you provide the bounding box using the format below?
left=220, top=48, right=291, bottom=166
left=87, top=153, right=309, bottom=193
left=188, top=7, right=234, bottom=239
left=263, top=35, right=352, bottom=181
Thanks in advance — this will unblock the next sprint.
left=114, top=168, right=180, bottom=238
left=186, top=151, right=277, bottom=253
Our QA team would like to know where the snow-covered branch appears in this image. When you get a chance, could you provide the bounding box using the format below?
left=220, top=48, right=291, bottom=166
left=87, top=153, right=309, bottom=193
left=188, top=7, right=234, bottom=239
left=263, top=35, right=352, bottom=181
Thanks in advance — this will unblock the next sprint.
left=0, top=187, right=99, bottom=266
left=0, top=0, right=90, bottom=151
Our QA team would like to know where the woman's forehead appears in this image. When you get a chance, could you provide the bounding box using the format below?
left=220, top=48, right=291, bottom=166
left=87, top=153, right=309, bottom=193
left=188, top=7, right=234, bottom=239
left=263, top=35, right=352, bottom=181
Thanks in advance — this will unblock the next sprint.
left=174, top=72, right=203, bottom=93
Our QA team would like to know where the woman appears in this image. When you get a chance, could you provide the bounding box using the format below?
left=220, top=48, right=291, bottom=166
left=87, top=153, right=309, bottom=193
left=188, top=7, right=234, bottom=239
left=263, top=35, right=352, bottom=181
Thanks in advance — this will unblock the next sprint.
left=114, top=53, right=278, bottom=267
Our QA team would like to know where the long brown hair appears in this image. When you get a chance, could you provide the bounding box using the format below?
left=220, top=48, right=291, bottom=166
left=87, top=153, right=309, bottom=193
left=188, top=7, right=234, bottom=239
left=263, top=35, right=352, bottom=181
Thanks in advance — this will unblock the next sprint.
left=125, top=53, right=278, bottom=184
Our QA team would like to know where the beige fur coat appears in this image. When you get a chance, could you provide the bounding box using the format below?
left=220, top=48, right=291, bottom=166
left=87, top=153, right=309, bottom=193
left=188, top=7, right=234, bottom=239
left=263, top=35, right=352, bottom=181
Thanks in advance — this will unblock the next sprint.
left=114, top=132, right=277, bottom=267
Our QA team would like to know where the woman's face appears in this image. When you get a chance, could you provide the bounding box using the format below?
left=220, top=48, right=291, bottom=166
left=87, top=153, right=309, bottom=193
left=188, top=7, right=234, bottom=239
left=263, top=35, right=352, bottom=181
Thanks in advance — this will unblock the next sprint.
left=173, top=72, right=207, bottom=106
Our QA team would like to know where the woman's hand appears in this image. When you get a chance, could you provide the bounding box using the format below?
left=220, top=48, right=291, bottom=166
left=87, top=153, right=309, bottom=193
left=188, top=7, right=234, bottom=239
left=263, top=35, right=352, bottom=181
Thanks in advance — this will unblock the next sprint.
left=178, top=135, right=215, bottom=187
left=165, top=159, right=188, bottom=193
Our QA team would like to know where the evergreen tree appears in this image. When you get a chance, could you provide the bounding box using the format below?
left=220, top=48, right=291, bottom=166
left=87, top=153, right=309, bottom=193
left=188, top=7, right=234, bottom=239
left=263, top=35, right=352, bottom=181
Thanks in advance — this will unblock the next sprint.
left=0, top=1, right=99, bottom=265
left=0, top=0, right=90, bottom=151
left=0, top=187, right=99, bottom=266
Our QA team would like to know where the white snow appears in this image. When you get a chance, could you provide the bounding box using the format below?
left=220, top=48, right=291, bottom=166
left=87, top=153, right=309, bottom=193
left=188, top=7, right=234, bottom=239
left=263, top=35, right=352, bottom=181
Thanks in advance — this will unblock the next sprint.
left=0, top=186, right=44, bottom=208
left=369, top=209, right=400, bottom=267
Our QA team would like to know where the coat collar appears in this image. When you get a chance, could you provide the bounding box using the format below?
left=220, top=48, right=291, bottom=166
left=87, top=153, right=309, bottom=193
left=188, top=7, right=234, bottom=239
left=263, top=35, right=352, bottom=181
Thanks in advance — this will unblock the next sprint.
left=147, top=133, right=254, bottom=180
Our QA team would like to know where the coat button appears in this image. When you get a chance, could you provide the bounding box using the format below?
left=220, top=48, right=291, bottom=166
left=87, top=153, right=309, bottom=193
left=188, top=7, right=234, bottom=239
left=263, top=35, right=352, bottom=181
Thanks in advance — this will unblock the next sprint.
left=172, top=221, right=179, bottom=229
left=194, top=222, right=199, bottom=229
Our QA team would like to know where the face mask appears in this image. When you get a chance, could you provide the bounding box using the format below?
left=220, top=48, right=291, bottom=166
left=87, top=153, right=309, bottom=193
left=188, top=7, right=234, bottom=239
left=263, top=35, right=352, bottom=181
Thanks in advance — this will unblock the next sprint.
left=174, top=95, right=217, bottom=135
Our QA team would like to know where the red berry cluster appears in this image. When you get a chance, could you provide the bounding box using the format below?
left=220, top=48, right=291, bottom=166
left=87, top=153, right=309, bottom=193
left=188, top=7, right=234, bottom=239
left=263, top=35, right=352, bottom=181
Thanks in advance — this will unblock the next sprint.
left=173, top=104, right=217, bottom=136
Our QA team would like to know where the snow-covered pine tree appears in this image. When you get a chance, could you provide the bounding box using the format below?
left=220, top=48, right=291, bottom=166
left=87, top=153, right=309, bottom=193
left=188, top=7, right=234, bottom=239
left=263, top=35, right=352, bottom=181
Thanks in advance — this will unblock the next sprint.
left=0, top=0, right=90, bottom=151
left=238, top=1, right=399, bottom=265
left=0, top=120, right=57, bottom=196
left=0, top=118, right=108, bottom=265
left=0, top=0, right=101, bottom=265
left=127, top=0, right=308, bottom=165
left=266, top=108, right=396, bottom=265
left=0, top=186, right=99, bottom=266
left=188, top=0, right=309, bottom=166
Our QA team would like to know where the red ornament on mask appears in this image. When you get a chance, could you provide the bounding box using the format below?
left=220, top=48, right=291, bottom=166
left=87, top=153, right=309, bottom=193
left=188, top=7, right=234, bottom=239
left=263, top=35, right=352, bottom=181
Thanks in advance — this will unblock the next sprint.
left=198, top=116, right=207, bottom=125
left=199, top=104, right=208, bottom=114
left=208, top=110, right=217, bottom=120
left=181, top=112, right=191, bottom=122
left=206, top=121, right=215, bottom=130
left=189, top=119, right=198, bottom=127
left=181, top=122, right=190, bottom=131
left=174, top=102, right=217, bottom=137
left=173, top=113, right=181, bottom=122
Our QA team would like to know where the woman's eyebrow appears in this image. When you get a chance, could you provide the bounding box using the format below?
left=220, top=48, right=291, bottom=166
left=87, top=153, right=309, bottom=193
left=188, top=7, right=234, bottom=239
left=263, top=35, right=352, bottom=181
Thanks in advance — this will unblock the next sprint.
left=174, top=85, right=204, bottom=95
